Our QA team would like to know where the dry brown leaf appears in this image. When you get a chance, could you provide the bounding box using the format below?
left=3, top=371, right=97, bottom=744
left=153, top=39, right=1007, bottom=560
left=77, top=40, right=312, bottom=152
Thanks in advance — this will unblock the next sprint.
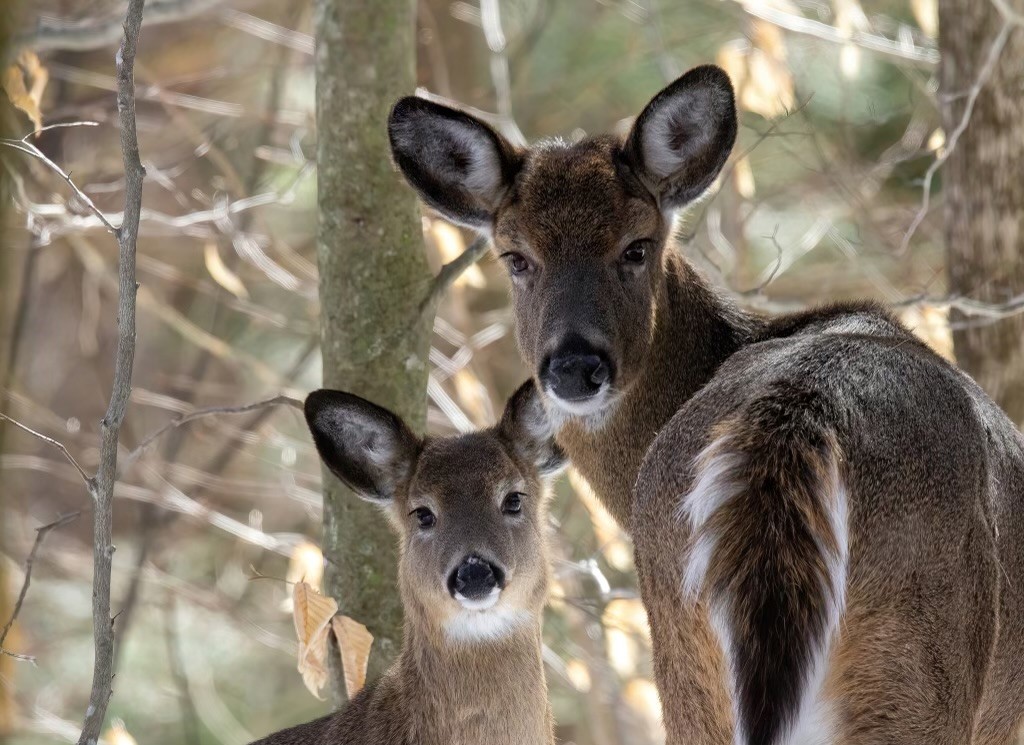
left=293, top=581, right=338, bottom=699
left=332, top=614, right=374, bottom=699
left=2, top=51, right=48, bottom=132
left=204, top=241, right=250, bottom=299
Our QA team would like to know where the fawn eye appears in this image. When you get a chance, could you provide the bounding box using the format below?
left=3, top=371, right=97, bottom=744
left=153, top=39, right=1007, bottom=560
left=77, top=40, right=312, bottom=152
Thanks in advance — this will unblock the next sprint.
left=411, top=507, right=436, bottom=529
left=621, top=241, right=649, bottom=265
left=501, top=252, right=531, bottom=275
left=502, top=492, right=524, bottom=515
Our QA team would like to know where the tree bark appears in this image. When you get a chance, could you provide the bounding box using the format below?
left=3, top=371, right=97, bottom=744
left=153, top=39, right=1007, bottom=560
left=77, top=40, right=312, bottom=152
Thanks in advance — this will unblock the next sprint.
left=940, top=1, right=1024, bottom=425
left=314, top=0, right=431, bottom=689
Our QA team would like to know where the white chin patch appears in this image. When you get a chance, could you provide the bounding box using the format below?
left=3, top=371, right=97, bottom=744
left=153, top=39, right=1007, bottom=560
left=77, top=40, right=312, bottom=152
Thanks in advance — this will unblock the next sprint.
left=454, top=587, right=501, bottom=611
left=544, top=385, right=618, bottom=430
left=444, top=604, right=531, bottom=644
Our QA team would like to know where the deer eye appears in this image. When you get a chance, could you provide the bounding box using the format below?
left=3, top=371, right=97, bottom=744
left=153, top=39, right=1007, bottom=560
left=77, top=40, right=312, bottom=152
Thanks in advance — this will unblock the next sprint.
left=500, top=252, right=531, bottom=275
left=501, top=492, right=524, bottom=515
left=410, top=507, right=436, bottom=530
left=621, top=241, right=649, bottom=265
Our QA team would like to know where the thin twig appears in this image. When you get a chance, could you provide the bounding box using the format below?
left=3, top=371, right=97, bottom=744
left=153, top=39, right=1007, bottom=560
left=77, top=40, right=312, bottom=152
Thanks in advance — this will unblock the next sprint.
left=77, top=1, right=147, bottom=742
left=0, top=125, right=118, bottom=233
left=420, top=235, right=491, bottom=315
left=899, top=23, right=1011, bottom=254
left=0, top=413, right=93, bottom=486
left=118, top=394, right=302, bottom=474
left=0, top=512, right=81, bottom=660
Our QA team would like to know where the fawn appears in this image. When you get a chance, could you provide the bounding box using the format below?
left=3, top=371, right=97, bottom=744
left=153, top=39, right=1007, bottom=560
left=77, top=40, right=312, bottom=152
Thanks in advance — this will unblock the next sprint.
left=387, top=65, right=1024, bottom=744
left=251, top=381, right=564, bottom=745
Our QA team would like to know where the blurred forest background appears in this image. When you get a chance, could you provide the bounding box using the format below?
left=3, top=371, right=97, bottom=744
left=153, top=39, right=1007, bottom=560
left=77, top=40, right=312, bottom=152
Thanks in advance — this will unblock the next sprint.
left=1, top=0, right=1022, bottom=743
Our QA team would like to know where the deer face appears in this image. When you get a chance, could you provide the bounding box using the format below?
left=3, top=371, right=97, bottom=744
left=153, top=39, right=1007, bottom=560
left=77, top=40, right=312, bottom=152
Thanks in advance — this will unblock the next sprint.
left=304, top=382, right=565, bottom=642
left=389, top=66, right=737, bottom=425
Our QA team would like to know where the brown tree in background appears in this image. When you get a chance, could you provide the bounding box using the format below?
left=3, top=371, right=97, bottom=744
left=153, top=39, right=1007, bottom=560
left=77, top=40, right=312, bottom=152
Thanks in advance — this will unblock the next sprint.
left=940, top=0, right=1024, bottom=425
left=315, top=0, right=432, bottom=686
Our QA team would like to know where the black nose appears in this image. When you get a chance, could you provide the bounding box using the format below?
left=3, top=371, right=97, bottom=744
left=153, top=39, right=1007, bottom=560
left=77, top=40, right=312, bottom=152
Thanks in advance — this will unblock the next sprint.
left=543, top=349, right=612, bottom=402
left=448, top=555, right=505, bottom=600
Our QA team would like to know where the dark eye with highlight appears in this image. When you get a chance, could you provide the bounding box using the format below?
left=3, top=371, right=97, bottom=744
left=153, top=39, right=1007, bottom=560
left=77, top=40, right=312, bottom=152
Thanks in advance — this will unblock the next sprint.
left=621, top=240, right=650, bottom=265
left=502, top=492, right=524, bottom=515
left=501, top=252, right=531, bottom=275
left=411, top=507, right=436, bottom=530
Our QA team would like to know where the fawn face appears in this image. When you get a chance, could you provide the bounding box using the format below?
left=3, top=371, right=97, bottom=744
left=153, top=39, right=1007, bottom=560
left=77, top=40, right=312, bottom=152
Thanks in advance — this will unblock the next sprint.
left=304, top=382, right=565, bottom=642
left=389, top=66, right=738, bottom=425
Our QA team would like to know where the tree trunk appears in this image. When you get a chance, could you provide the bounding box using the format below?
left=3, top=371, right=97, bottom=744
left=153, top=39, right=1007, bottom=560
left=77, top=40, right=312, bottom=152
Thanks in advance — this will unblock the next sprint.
left=940, top=1, right=1024, bottom=426
left=314, top=0, right=431, bottom=690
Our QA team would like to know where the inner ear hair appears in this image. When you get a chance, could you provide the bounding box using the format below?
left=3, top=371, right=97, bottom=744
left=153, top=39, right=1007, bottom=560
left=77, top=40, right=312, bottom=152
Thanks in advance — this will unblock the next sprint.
left=625, top=65, right=738, bottom=210
left=388, top=96, right=521, bottom=230
left=304, top=389, right=419, bottom=504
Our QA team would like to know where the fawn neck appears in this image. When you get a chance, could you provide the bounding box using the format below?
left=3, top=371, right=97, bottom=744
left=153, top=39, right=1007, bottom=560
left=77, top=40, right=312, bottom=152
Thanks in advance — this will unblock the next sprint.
left=397, top=611, right=551, bottom=745
left=555, top=251, right=757, bottom=529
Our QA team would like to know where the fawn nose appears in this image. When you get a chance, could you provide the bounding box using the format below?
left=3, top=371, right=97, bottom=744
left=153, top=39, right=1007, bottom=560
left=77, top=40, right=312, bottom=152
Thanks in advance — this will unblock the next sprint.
left=543, top=349, right=612, bottom=402
left=448, top=555, right=505, bottom=601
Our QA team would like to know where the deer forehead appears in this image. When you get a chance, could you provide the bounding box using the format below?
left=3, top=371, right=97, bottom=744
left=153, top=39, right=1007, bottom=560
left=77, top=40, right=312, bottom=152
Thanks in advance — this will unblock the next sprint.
left=410, top=435, right=526, bottom=507
left=497, top=140, right=662, bottom=255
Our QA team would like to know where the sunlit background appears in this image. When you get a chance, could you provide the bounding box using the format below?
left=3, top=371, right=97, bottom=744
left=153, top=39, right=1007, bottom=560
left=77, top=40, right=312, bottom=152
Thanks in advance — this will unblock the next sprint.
left=0, top=0, right=985, bottom=742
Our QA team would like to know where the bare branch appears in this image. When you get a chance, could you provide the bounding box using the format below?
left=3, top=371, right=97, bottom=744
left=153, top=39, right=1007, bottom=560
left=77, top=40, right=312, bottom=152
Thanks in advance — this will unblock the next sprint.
left=734, top=0, right=939, bottom=66
left=421, top=235, right=491, bottom=315
left=77, top=1, right=147, bottom=741
left=0, top=126, right=119, bottom=233
left=0, top=512, right=81, bottom=661
left=14, top=0, right=221, bottom=55
left=119, top=394, right=302, bottom=474
left=899, top=23, right=1011, bottom=254
left=0, top=412, right=93, bottom=486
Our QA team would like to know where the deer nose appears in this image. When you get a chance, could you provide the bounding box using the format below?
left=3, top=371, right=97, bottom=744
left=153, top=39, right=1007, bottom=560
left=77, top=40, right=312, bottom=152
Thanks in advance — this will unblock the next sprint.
left=448, top=555, right=505, bottom=601
left=543, top=351, right=612, bottom=401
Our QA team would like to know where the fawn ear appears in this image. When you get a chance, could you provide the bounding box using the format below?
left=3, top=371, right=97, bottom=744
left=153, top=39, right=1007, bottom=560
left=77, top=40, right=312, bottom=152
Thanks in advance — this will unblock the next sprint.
left=388, top=96, right=520, bottom=231
left=499, top=381, right=567, bottom=479
left=304, top=390, right=420, bottom=504
left=624, top=65, right=737, bottom=210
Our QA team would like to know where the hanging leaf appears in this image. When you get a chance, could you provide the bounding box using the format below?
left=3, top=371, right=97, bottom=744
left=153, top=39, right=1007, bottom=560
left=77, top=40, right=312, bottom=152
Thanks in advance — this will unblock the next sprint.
left=332, top=614, right=374, bottom=699
left=292, top=581, right=338, bottom=699
left=2, top=51, right=48, bottom=132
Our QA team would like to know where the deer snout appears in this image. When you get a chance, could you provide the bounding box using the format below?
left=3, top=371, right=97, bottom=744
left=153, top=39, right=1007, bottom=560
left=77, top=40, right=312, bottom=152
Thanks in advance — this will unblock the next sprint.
left=542, top=347, right=613, bottom=403
left=448, top=555, right=506, bottom=610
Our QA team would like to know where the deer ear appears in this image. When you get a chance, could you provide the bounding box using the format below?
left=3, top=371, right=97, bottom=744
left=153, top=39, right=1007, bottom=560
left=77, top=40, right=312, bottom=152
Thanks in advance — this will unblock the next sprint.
left=499, top=381, right=567, bottom=479
left=304, top=390, right=420, bottom=504
left=624, top=65, right=737, bottom=211
left=388, top=96, right=520, bottom=231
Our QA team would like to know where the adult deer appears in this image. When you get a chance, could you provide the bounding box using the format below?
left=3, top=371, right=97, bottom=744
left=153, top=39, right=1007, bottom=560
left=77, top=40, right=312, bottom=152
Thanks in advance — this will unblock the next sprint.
left=388, top=66, right=1024, bottom=745
left=251, top=382, right=564, bottom=745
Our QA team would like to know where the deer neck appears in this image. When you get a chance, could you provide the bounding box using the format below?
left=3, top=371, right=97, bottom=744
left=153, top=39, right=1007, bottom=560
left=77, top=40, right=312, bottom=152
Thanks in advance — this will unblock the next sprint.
left=396, top=613, right=551, bottom=745
left=555, top=250, right=757, bottom=529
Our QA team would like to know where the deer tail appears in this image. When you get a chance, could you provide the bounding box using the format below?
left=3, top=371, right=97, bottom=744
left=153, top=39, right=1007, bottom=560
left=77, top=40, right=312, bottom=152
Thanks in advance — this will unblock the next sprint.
left=679, top=384, right=848, bottom=745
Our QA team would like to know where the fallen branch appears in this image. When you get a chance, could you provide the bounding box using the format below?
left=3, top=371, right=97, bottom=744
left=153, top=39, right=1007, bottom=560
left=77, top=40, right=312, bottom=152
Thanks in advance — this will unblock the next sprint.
left=0, top=512, right=81, bottom=661
left=77, top=0, right=147, bottom=741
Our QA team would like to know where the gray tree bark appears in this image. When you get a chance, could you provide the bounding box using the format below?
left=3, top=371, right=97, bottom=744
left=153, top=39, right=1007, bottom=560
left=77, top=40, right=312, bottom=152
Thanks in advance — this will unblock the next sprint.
left=940, top=1, right=1024, bottom=425
left=314, top=0, right=432, bottom=688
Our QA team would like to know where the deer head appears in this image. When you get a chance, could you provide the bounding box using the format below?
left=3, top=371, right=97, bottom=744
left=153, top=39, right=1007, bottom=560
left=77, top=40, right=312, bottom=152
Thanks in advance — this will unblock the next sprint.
left=388, top=65, right=737, bottom=426
left=304, top=382, right=565, bottom=642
